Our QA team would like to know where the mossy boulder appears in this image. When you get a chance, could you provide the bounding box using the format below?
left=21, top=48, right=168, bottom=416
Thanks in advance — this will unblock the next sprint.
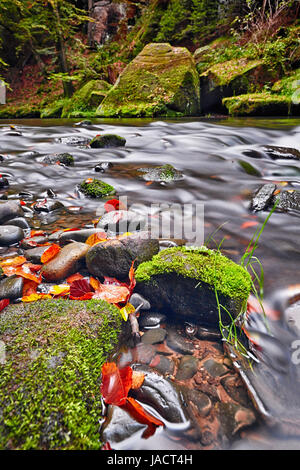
left=135, top=246, right=252, bottom=326
left=222, top=93, right=296, bottom=116
left=0, top=298, right=130, bottom=449
left=40, top=99, right=67, bottom=119
left=79, top=179, right=116, bottom=198
left=90, top=134, right=126, bottom=148
left=200, top=58, right=278, bottom=114
left=137, top=164, right=183, bottom=182
left=97, top=43, right=200, bottom=117
left=62, top=80, right=112, bottom=118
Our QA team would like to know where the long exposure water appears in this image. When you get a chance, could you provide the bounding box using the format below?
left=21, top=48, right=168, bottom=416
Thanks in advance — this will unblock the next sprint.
left=1, top=116, right=300, bottom=450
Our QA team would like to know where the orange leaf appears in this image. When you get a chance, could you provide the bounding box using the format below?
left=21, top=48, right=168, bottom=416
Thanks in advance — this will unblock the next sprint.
left=2, top=265, right=42, bottom=284
left=22, top=279, right=38, bottom=297
left=240, top=221, right=259, bottom=230
left=41, top=244, right=61, bottom=264
left=145, top=181, right=153, bottom=186
left=89, top=276, right=101, bottom=291
left=93, top=284, right=130, bottom=304
left=30, top=230, right=46, bottom=237
left=131, top=371, right=145, bottom=390
left=85, top=232, right=107, bottom=247
left=0, top=256, right=27, bottom=267
left=101, top=362, right=133, bottom=406
left=120, top=397, right=164, bottom=438
left=66, top=272, right=84, bottom=284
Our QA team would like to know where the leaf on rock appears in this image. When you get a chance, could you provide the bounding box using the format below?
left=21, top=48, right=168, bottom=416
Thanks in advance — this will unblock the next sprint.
left=22, top=279, right=38, bottom=297
left=41, top=244, right=61, bottom=263
left=131, top=371, right=145, bottom=390
left=85, top=232, right=107, bottom=247
left=2, top=265, right=42, bottom=284
left=101, top=362, right=133, bottom=406
left=120, top=397, right=164, bottom=439
left=22, top=293, right=52, bottom=302
left=49, top=284, right=70, bottom=297
left=66, top=272, right=84, bottom=284
left=69, top=278, right=94, bottom=299
left=119, top=302, right=135, bottom=321
left=89, top=276, right=101, bottom=291
left=0, top=256, right=26, bottom=267
left=0, top=299, right=10, bottom=313
left=93, top=284, right=130, bottom=304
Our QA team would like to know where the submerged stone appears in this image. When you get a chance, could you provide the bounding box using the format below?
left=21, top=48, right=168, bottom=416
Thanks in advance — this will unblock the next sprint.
left=138, top=164, right=184, bottom=183
left=90, top=134, right=126, bottom=148
left=97, top=43, right=200, bottom=117
left=135, top=246, right=252, bottom=326
left=42, top=153, right=75, bottom=166
left=0, top=298, right=128, bottom=449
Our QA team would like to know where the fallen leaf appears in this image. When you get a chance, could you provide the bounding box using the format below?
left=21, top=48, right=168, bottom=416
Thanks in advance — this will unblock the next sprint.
left=240, top=221, right=259, bottom=230
left=0, top=256, right=26, bottom=267
left=49, top=284, right=70, bottom=296
left=85, top=232, right=107, bottom=247
left=0, top=299, right=9, bottom=312
left=66, top=272, right=84, bottom=284
left=22, top=293, right=52, bottom=302
left=22, top=279, right=38, bottom=297
left=119, top=302, right=135, bottom=321
left=104, top=199, right=126, bottom=213
left=120, top=397, right=164, bottom=438
left=69, top=278, right=94, bottom=299
left=93, top=284, right=130, bottom=304
left=101, top=362, right=132, bottom=406
left=89, top=276, right=101, bottom=291
left=2, top=265, right=42, bottom=284
left=41, top=244, right=61, bottom=263
left=131, top=371, right=145, bottom=390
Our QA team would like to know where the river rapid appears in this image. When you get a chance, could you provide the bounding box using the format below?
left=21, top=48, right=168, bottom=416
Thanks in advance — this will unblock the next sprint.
left=1, top=116, right=300, bottom=450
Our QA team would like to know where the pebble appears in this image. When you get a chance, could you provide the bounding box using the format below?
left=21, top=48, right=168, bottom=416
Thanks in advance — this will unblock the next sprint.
left=176, top=355, right=198, bottom=380
left=184, top=389, right=212, bottom=418
left=0, top=225, right=24, bottom=246
left=141, top=328, right=167, bottom=345
left=6, top=217, right=30, bottom=230
left=129, top=293, right=151, bottom=311
left=138, top=312, right=167, bottom=328
left=94, top=162, right=113, bottom=172
left=0, top=200, right=24, bottom=224
left=203, top=359, right=228, bottom=378
left=59, top=229, right=105, bottom=245
left=0, top=276, right=24, bottom=300
left=130, top=343, right=156, bottom=365
left=166, top=328, right=194, bottom=355
left=217, top=402, right=256, bottom=437
left=24, top=246, right=49, bottom=264
left=150, top=355, right=175, bottom=375
left=101, top=405, right=146, bottom=444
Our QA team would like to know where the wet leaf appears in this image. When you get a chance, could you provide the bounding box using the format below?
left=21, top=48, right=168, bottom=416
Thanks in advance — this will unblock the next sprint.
left=0, top=256, right=26, bottom=267
left=119, top=303, right=135, bottom=321
left=2, top=265, right=42, bottom=284
left=0, top=299, right=9, bottom=313
left=66, top=272, right=84, bottom=284
left=93, top=284, right=130, bottom=304
left=89, top=276, right=101, bottom=291
left=41, top=244, right=61, bottom=263
left=131, top=371, right=145, bottom=389
left=49, top=284, right=70, bottom=296
left=85, top=232, right=107, bottom=247
left=22, top=293, right=51, bottom=302
left=240, top=221, right=259, bottom=230
left=69, top=278, right=94, bottom=299
left=104, top=199, right=126, bottom=213
left=120, top=397, right=164, bottom=439
left=101, top=362, right=132, bottom=406
left=22, top=279, right=38, bottom=297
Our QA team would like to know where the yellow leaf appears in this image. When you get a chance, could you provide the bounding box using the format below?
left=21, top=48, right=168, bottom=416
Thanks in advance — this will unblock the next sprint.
left=22, top=293, right=51, bottom=302
left=119, top=303, right=135, bottom=321
left=48, top=284, right=70, bottom=296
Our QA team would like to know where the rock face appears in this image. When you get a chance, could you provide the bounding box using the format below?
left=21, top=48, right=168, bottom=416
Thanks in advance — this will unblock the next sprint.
left=41, top=242, right=89, bottom=282
left=200, top=59, right=277, bottom=114
left=86, top=231, right=159, bottom=280
left=135, top=246, right=252, bottom=326
left=97, top=43, right=200, bottom=117
left=0, top=298, right=129, bottom=449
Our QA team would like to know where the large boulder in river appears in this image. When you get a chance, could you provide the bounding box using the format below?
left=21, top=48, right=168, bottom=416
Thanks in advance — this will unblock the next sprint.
left=86, top=231, right=159, bottom=280
left=0, top=298, right=130, bottom=449
left=135, top=246, right=252, bottom=327
left=97, top=43, right=200, bottom=117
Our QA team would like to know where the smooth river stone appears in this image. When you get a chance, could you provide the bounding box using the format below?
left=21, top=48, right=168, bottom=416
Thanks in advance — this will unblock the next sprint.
left=175, top=355, right=198, bottom=381
left=139, top=312, right=167, bottom=328
left=0, top=201, right=24, bottom=224
left=0, top=276, right=24, bottom=300
left=24, top=246, right=49, bottom=264
left=101, top=405, right=146, bottom=444
left=166, top=328, right=194, bottom=355
left=141, top=328, right=167, bottom=345
left=0, top=225, right=24, bottom=246
left=41, top=242, right=89, bottom=282
left=59, top=229, right=105, bottom=245
left=6, top=217, right=30, bottom=230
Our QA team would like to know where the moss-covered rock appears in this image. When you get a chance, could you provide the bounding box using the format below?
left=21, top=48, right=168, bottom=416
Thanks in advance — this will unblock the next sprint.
left=62, top=80, right=112, bottom=118
left=79, top=178, right=116, bottom=198
left=135, top=246, right=252, bottom=326
left=137, top=164, right=184, bottom=182
left=200, top=58, right=278, bottom=113
left=90, top=134, right=126, bottom=148
left=222, top=93, right=295, bottom=116
left=97, top=43, right=200, bottom=117
left=40, top=99, right=68, bottom=119
left=0, top=298, right=129, bottom=449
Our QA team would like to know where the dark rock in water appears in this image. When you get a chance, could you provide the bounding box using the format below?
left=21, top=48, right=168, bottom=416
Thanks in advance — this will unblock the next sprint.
left=24, top=246, right=49, bottom=264
left=0, top=176, right=9, bottom=188
left=217, top=402, right=256, bottom=437
left=33, top=199, right=64, bottom=213
left=74, top=120, right=93, bottom=127
left=0, top=276, right=24, bottom=300
left=250, top=183, right=277, bottom=212
left=196, top=325, right=222, bottom=341
left=183, top=389, right=212, bottom=418
left=166, top=328, right=194, bottom=355
left=90, top=134, right=126, bottom=148
left=59, top=229, right=106, bottom=245
left=152, top=355, right=175, bottom=375
left=139, top=312, right=166, bottom=328
left=0, top=194, right=8, bottom=200
left=20, top=236, right=49, bottom=249
left=129, top=293, right=151, bottom=311
left=220, top=375, right=251, bottom=407
left=86, top=231, right=159, bottom=280
left=0, top=225, right=24, bottom=246
left=97, top=210, right=147, bottom=233
left=141, top=328, right=167, bottom=345
left=18, top=191, right=34, bottom=200
left=101, top=405, right=146, bottom=444
left=6, top=217, right=30, bottom=230
left=203, top=359, right=228, bottom=378
left=79, top=179, right=116, bottom=199
left=176, top=355, right=198, bottom=380
left=0, top=201, right=24, bottom=224
left=56, top=136, right=90, bottom=146
left=238, top=160, right=262, bottom=177
left=135, top=247, right=251, bottom=326
left=94, top=162, right=113, bottom=173
left=131, top=343, right=156, bottom=365
left=244, top=146, right=300, bottom=161
left=131, top=365, right=189, bottom=423
left=42, top=153, right=74, bottom=166
left=138, top=164, right=184, bottom=183
left=0, top=155, right=4, bottom=161
left=41, top=242, right=89, bottom=282
left=275, top=190, right=300, bottom=212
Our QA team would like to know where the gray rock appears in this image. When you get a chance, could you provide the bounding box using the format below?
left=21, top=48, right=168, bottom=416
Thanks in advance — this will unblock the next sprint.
left=94, top=162, right=113, bottom=172
left=20, top=236, right=49, bottom=249
left=138, top=164, right=184, bottom=183
left=0, top=276, right=24, bottom=300
left=129, top=293, right=151, bottom=311
left=166, top=329, right=194, bottom=355
left=24, top=246, right=49, bottom=264
left=97, top=210, right=147, bottom=233
left=90, top=134, right=126, bottom=148
left=275, top=190, right=300, bottom=212
left=176, top=355, right=198, bottom=380
left=141, top=328, right=167, bottom=345
left=203, top=359, right=228, bottom=378
left=250, top=183, right=276, bottom=212
left=139, top=312, right=167, bottom=328
left=56, top=136, right=90, bottom=146
left=6, top=217, right=30, bottom=230
left=0, top=225, right=24, bottom=246
left=0, top=201, right=24, bottom=224
left=101, top=405, right=146, bottom=444
left=33, top=199, right=64, bottom=212
left=130, top=343, right=156, bottom=365
left=152, top=355, right=175, bottom=375
left=86, top=231, right=159, bottom=280
left=59, top=229, right=106, bottom=245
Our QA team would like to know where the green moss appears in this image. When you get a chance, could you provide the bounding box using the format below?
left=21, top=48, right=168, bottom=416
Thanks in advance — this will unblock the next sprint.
left=0, top=298, right=124, bottom=449
left=272, top=68, right=300, bottom=97
left=79, top=179, right=116, bottom=198
left=89, top=134, right=126, bottom=148
left=222, top=93, right=292, bottom=116
left=135, top=246, right=252, bottom=302
left=40, top=99, right=67, bottom=119
left=61, top=80, right=112, bottom=118
left=57, top=153, right=74, bottom=166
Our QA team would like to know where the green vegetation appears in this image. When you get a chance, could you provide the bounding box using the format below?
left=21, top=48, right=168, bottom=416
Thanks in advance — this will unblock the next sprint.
left=135, top=245, right=252, bottom=302
left=89, top=134, right=126, bottom=148
left=0, top=298, right=125, bottom=449
left=222, top=93, right=292, bottom=116
left=61, top=80, right=112, bottom=118
left=79, top=179, right=116, bottom=198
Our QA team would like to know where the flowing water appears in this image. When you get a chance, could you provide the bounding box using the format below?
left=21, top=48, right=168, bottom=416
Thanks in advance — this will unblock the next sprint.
left=1, top=116, right=300, bottom=450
